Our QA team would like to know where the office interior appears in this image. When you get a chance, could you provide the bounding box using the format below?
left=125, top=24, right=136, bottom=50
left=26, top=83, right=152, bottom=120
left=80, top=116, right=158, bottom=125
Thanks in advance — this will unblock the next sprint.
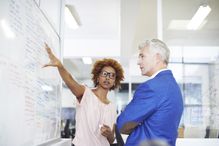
left=61, top=0, right=219, bottom=141
left=0, top=0, right=219, bottom=146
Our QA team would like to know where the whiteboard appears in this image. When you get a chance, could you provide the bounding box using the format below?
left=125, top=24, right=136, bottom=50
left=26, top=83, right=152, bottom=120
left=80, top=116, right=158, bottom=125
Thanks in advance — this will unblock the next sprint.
left=0, top=0, right=61, bottom=146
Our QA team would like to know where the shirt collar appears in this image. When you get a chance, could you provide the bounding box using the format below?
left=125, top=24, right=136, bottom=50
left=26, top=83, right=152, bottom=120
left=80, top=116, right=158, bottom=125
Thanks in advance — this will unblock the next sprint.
left=148, top=68, right=169, bottom=80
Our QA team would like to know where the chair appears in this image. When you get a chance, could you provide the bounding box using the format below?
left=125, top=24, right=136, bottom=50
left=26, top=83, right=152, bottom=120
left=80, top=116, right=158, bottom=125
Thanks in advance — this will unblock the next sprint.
left=110, top=124, right=124, bottom=146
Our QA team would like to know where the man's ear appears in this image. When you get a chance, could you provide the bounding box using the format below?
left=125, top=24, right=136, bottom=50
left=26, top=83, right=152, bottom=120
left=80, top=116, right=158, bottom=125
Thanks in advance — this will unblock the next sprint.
left=155, top=53, right=162, bottom=63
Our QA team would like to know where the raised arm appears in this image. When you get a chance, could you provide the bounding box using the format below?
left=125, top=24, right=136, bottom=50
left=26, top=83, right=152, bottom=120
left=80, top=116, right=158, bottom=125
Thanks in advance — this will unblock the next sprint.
left=43, top=43, right=85, bottom=101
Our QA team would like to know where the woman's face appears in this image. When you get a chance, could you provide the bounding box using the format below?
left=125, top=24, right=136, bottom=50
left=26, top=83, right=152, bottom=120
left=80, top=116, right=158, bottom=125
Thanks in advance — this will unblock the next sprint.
left=97, top=66, right=116, bottom=90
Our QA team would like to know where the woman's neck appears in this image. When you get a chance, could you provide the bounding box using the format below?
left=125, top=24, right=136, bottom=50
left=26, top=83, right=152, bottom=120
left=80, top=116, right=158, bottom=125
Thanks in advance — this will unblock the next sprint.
left=93, top=87, right=110, bottom=104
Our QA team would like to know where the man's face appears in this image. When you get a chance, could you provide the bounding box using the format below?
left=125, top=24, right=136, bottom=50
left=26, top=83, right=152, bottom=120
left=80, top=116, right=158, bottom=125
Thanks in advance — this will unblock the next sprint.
left=137, top=46, right=156, bottom=76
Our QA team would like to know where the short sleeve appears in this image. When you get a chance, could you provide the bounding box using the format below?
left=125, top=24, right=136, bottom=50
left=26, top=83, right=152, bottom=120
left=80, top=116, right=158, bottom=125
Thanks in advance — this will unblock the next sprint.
left=75, top=85, right=89, bottom=106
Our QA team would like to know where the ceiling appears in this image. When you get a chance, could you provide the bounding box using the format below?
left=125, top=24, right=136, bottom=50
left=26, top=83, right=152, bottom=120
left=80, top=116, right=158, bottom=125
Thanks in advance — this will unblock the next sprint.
left=163, top=0, right=219, bottom=46
left=63, top=0, right=219, bottom=80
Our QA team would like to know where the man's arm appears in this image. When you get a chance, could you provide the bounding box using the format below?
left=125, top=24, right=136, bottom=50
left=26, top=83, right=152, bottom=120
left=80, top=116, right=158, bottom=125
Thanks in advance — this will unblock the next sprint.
left=117, top=84, right=157, bottom=134
left=120, top=122, right=138, bottom=134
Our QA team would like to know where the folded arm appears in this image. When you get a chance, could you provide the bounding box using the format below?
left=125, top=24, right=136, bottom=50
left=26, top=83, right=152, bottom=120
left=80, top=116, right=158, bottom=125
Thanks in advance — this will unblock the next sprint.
left=117, top=85, right=157, bottom=134
left=120, top=122, right=138, bottom=134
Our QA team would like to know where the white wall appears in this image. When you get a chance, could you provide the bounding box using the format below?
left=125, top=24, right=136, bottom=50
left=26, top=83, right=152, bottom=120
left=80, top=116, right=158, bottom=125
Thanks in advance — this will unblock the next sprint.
left=176, top=139, right=219, bottom=146
left=39, top=0, right=62, bottom=34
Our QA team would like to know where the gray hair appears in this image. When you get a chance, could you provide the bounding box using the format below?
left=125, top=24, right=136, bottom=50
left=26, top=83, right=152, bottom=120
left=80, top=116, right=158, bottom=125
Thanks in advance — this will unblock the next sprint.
left=138, top=39, right=170, bottom=65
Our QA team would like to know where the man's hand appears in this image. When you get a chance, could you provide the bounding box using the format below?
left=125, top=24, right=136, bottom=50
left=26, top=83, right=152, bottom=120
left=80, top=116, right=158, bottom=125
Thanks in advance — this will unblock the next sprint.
left=43, top=43, right=62, bottom=68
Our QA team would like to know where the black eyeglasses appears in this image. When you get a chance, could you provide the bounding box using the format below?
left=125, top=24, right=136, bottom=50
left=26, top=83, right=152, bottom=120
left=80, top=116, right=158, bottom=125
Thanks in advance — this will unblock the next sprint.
left=100, top=70, right=116, bottom=79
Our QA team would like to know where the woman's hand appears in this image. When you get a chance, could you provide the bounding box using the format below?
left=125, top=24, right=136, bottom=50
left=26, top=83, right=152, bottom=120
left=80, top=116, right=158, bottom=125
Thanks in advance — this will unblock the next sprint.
left=100, top=124, right=115, bottom=144
left=43, top=43, right=62, bottom=68
left=42, top=43, right=85, bottom=99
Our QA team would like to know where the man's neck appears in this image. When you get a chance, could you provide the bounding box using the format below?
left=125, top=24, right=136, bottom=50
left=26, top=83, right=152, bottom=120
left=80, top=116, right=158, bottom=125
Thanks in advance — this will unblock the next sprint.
left=148, top=63, right=168, bottom=78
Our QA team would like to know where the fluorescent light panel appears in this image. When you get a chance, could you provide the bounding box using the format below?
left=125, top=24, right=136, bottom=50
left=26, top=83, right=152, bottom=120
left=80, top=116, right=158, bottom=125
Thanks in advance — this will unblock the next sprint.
left=187, top=5, right=211, bottom=30
left=82, top=57, right=92, bottom=64
left=65, top=5, right=79, bottom=29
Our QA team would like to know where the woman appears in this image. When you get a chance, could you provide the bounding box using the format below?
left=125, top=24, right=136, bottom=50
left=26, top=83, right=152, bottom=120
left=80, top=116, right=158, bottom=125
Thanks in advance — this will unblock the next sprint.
left=43, top=44, right=124, bottom=146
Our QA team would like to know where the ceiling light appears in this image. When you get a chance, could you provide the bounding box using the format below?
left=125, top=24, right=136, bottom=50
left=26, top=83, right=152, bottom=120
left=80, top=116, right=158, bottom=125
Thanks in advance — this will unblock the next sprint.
left=82, top=57, right=92, bottom=64
left=187, top=5, right=211, bottom=30
left=65, top=5, right=81, bottom=29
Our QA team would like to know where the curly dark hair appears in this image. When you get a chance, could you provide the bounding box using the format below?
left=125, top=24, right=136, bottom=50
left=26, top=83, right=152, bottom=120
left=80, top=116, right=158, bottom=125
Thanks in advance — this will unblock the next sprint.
left=91, top=58, right=124, bottom=90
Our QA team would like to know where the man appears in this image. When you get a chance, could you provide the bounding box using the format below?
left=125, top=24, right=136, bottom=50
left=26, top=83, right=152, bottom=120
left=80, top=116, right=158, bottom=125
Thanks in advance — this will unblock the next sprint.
left=117, top=39, right=183, bottom=146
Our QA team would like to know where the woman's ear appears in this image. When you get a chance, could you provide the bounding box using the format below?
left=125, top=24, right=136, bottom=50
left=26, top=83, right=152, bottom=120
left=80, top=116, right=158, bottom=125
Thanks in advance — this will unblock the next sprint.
left=97, top=77, right=99, bottom=84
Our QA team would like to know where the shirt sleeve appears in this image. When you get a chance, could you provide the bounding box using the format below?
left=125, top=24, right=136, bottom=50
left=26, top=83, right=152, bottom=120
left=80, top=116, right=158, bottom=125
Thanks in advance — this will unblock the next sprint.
left=75, top=85, right=89, bottom=106
left=117, top=83, right=157, bottom=131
